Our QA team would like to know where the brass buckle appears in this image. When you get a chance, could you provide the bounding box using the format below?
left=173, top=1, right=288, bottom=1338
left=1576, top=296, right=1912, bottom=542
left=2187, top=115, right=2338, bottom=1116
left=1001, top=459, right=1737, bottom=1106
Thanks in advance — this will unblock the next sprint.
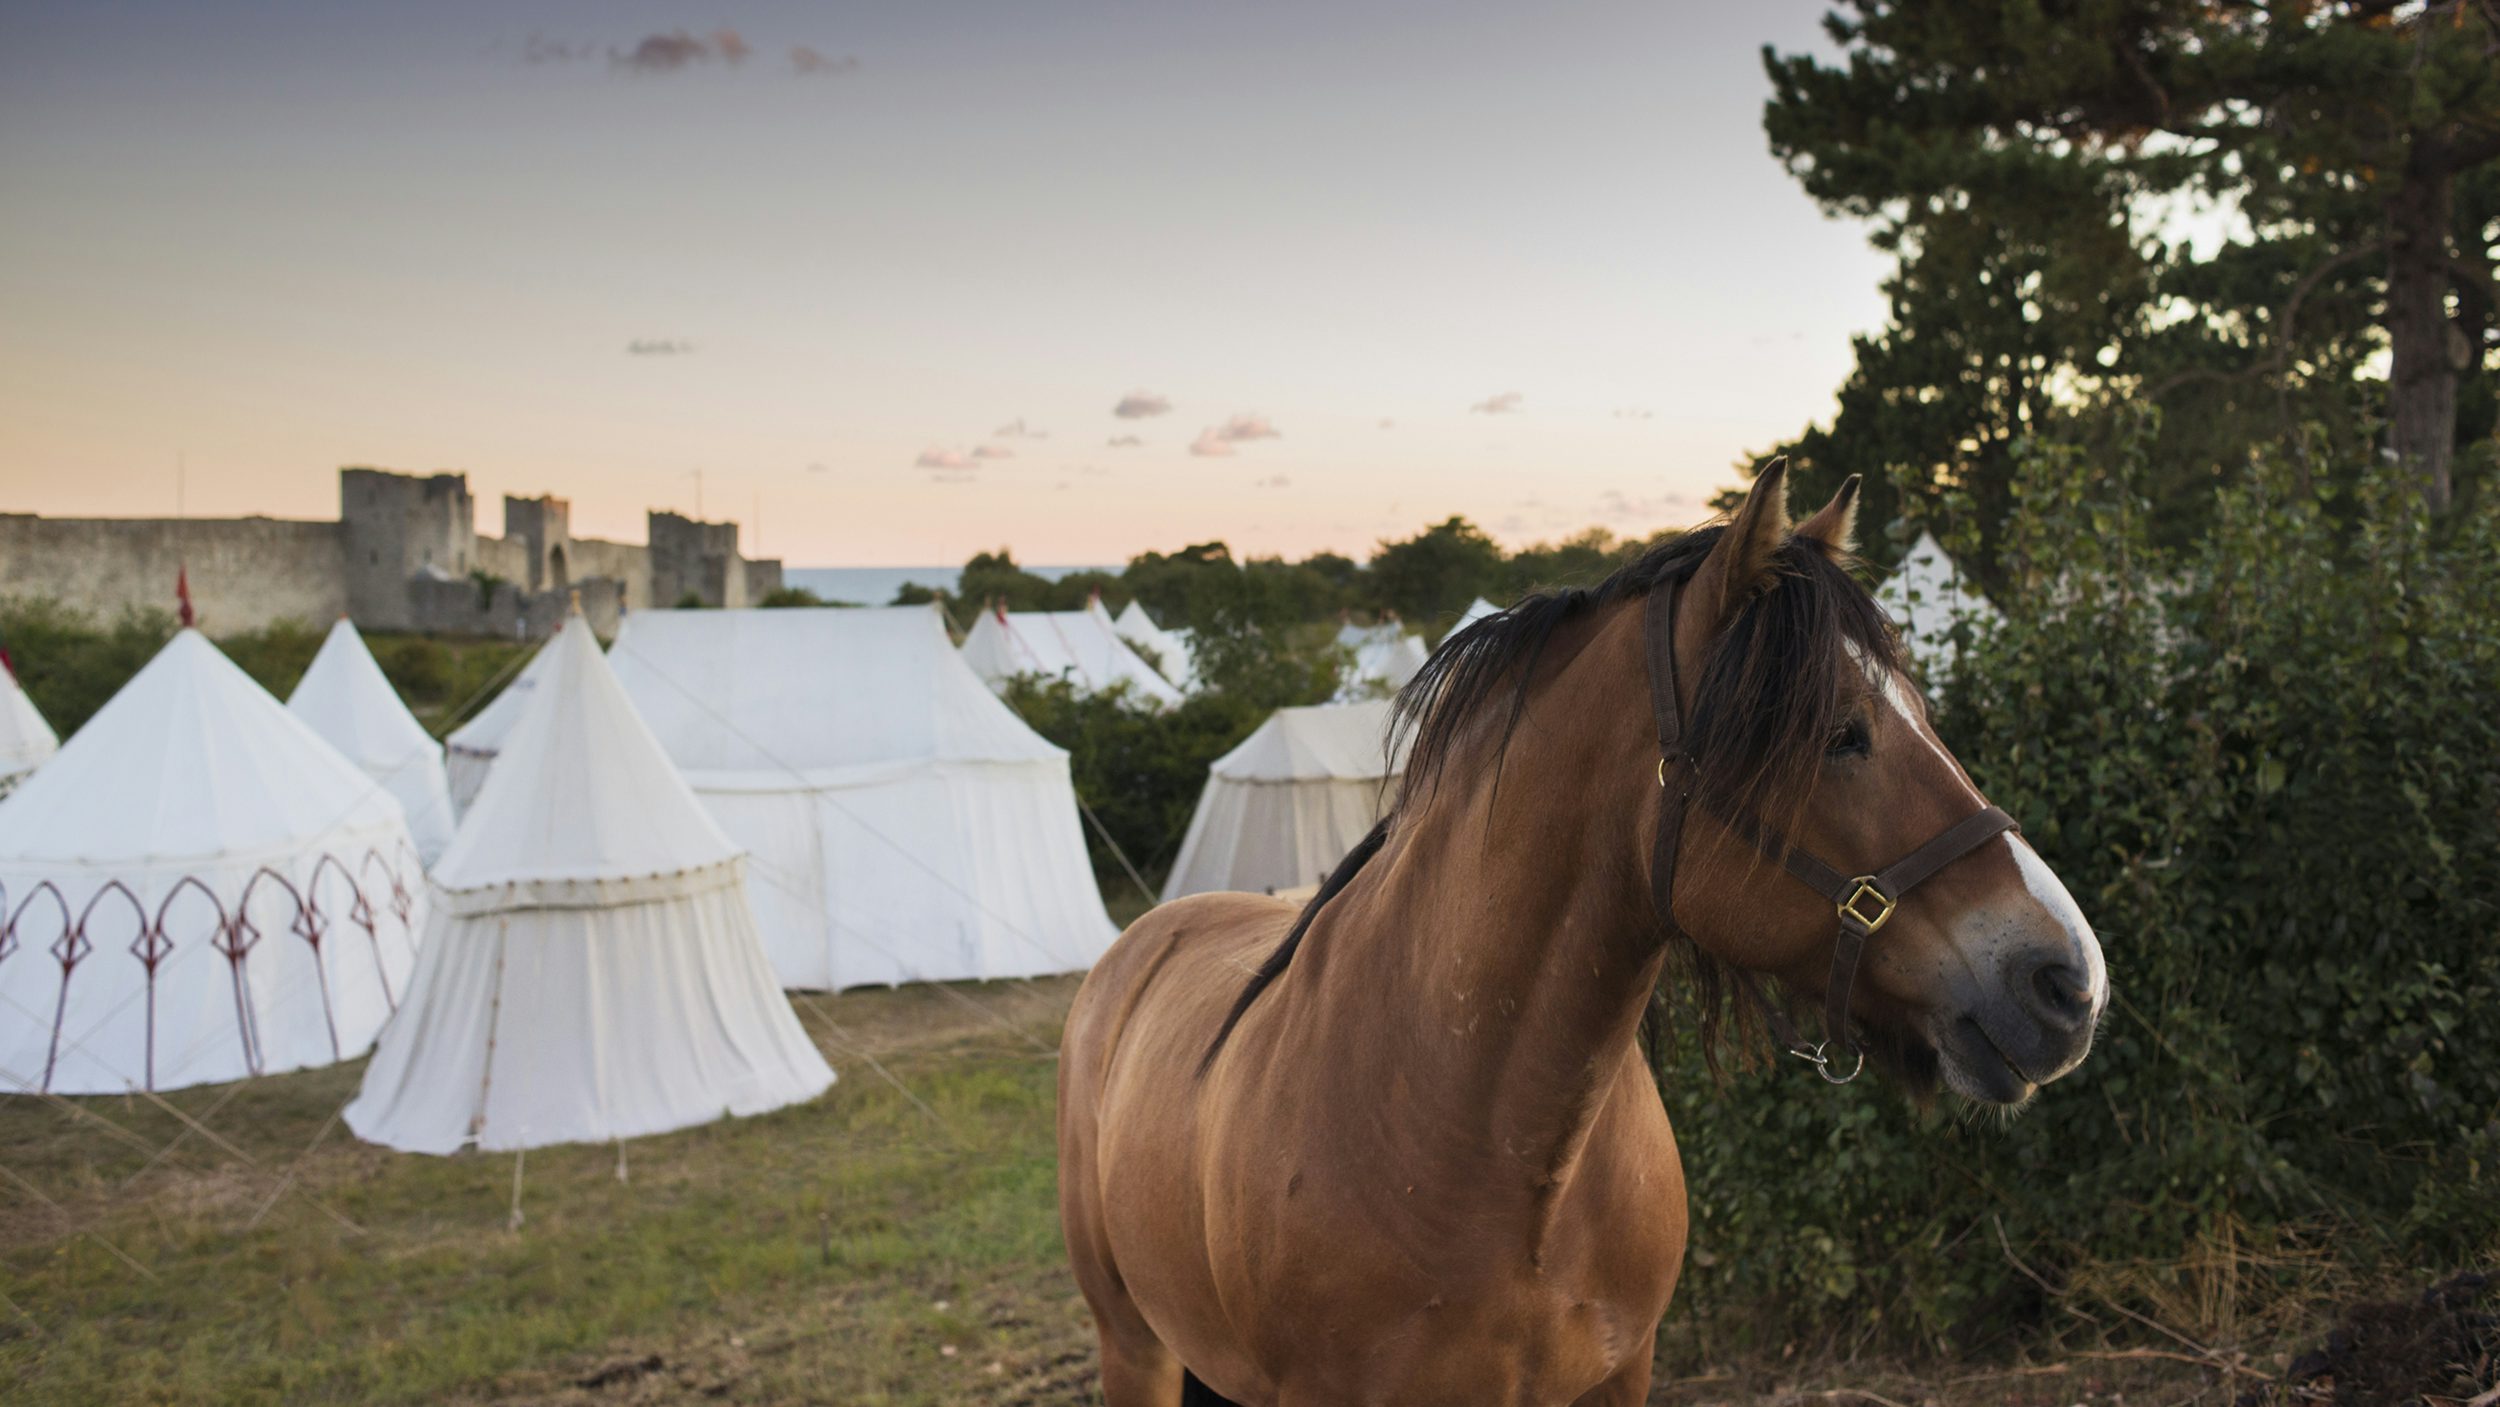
left=1839, top=877, right=1896, bottom=933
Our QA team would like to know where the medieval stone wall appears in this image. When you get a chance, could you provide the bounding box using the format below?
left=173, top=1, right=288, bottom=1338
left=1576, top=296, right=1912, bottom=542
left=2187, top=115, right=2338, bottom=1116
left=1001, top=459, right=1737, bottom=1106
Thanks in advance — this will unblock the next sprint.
left=1, top=467, right=778, bottom=637
left=0, top=514, right=346, bottom=634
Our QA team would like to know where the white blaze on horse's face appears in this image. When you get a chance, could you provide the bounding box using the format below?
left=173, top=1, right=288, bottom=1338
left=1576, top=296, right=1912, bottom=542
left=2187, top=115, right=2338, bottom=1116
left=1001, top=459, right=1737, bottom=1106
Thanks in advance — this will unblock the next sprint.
left=1866, top=653, right=2109, bottom=1103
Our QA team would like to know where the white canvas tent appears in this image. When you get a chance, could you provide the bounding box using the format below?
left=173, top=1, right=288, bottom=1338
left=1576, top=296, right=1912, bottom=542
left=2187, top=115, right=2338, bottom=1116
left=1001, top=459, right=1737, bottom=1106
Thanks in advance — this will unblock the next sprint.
left=960, top=598, right=1184, bottom=708
left=444, top=632, right=558, bottom=815
left=1162, top=699, right=1408, bottom=901
left=288, top=619, right=457, bottom=863
left=1875, top=531, right=2002, bottom=677
left=609, top=605, right=1121, bottom=990
left=346, top=614, right=833, bottom=1154
left=1112, top=600, right=1199, bottom=692
left=1334, top=619, right=1430, bottom=702
left=0, top=664, right=57, bottom=797
left=0, top=631, right=425, bottom=1095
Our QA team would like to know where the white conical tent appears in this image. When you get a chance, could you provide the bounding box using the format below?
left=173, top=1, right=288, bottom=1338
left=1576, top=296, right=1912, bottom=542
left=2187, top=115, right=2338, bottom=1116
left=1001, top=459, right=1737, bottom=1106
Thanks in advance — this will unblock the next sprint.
left=443, top=633, right=557, bottom=815
left=960, top=598, right=1184, bottom=708
left=609, top=605, right=1121, bottom=990
left=1112, top=600, right=1199, bottom=692
left=1162, top=700, right=1408, bottom=901
left=1450, top=597, right=1501, bottom=634
left=346, top=616, right=833, bottom=1154
left=0, top=664, right=57, bottom=796
left=0, top=631, right=425, bottom=1095
left=1874, top=531, right=2002, bottom=678
left=288, top=619, right=456, bottom=863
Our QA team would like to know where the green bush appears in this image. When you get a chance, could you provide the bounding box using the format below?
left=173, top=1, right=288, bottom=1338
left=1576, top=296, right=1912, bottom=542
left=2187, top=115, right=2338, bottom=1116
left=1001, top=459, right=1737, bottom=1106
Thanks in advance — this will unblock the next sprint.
left=1658, top=430, right=2500, bottom=1354
left=999, top=680, right=1276, bottom=889
left=0, top=598, right=176, bottom=737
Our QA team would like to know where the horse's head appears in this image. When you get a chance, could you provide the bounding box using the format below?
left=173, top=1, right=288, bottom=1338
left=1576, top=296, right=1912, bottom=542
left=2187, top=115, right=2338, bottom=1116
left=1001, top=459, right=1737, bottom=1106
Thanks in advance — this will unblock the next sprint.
left=1666, top=462, right=2106, bottom=1106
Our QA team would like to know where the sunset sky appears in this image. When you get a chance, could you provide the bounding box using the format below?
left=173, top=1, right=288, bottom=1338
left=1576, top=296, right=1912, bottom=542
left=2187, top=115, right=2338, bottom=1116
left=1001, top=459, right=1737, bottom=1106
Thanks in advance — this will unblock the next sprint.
left=0, top=1, right=1887, bottom=567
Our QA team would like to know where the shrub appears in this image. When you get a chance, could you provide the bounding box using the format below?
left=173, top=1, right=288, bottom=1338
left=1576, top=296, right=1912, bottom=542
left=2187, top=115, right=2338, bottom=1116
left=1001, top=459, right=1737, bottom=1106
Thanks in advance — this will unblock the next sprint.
left=1657, top=430, right=2500, bottom=1355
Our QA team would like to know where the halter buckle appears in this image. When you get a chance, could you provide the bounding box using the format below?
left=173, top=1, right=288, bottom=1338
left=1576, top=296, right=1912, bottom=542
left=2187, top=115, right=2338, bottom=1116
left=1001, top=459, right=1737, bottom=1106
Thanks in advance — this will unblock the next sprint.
left=1838, top=877, right=1896, bottom=934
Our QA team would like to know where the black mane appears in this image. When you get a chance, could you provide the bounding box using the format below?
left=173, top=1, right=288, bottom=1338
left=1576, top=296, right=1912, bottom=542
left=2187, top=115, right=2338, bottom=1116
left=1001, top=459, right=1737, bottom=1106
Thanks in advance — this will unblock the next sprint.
left=1200, top=524, right=1903, bottom=1073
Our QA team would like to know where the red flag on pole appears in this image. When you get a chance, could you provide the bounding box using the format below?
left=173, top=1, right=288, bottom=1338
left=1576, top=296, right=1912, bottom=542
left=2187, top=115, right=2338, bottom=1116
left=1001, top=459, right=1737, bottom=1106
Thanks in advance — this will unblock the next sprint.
left=177, top=566, right=195, bottom=628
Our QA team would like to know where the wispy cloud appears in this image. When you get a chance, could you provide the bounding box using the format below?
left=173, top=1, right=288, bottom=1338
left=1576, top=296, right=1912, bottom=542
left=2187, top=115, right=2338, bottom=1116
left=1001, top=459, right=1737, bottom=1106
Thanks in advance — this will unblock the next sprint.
left=1113, top=390, right=1172, bottom=420
left=711, top=28, right=751, bottom=65
left=971, top=444, right=1014, bottom=460
left=1593, top=487, right=1693, bottom=524
left=1106, top=434, right=1145, bottom=448
left=1471, top=391, right=1524, bottom=415
left=523, top=34, right=586, bottom=65
left=613, top=30, right=714, bottom=73
left=915, top=447, right=974, bottom=470
left=1189, top=412, right=1280, bottom=457
left=628, top=338, right=694, bottom=355
left=993, top=417, right=1047, bottom=439
left=1378, top=418, right=1396, bottom=429
left=805, top=461, right=831, bottom=474
left=1256, top=474, right=1292, bottom=489
left=1611, top=407, right=1654, bottom=420
left=791, top=46, right=859, bottom=77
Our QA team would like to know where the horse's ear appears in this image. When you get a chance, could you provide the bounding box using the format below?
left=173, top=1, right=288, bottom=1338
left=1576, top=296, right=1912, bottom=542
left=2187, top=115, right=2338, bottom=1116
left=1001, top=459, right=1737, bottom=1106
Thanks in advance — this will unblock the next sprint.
left=1795, top=474, right=1861, bottom=556
left=1688, top=457, right=1791, bottom=628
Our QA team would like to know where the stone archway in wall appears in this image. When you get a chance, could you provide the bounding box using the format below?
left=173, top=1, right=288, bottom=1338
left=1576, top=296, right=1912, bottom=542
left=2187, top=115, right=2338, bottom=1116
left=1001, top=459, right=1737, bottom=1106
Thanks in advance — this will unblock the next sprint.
left=548, top=545, right=569, bottom=593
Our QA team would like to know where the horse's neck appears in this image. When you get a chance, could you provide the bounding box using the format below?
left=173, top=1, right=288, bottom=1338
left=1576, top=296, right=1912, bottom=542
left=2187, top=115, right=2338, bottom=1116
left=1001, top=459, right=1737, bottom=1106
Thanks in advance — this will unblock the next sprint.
left=1317, top=605, right=1664, bottom=1187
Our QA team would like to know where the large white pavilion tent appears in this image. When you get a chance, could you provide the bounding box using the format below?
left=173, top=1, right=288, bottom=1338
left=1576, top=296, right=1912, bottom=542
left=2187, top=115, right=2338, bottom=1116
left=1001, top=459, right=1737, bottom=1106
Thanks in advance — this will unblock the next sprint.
left=443, top=631, right=558, bottom=815
left=960, top=597, right=1184, bottom=708
left=609, top=605, right=1121, bottom=990
left=345, top=611, right=832, bottom=1154
left=288, top=618, right=457, bottom=863
left=0, top=630, right=425, bottom=1095
left=1162, top=699, right=1409, bottom=901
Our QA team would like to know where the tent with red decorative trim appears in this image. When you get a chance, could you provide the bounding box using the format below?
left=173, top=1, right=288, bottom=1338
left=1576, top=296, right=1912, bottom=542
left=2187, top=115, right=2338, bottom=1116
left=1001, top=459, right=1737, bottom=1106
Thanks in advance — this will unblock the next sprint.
left=0, top=630, right=427, bottom=1095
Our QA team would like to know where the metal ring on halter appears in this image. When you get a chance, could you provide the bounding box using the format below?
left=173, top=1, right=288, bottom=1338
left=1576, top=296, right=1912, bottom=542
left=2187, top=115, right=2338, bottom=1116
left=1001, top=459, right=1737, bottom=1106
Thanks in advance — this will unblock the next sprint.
left=1816, top=1046, right=1867, bottom=1085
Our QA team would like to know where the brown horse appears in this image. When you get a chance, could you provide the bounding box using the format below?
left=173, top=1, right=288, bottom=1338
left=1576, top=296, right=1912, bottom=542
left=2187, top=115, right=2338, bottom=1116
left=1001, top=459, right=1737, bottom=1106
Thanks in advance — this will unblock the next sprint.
left=1058, top=462, right=2108, bottom=1406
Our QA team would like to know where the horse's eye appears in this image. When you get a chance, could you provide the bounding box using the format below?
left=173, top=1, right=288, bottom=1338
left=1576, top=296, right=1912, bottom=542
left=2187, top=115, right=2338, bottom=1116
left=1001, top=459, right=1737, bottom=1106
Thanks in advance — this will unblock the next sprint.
left=1826, top=717, right=1870, bottom=760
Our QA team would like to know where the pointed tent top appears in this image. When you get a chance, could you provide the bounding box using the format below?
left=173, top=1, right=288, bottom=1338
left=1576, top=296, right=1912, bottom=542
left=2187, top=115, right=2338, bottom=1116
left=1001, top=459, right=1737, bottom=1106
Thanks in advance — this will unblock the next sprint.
left=434, top=612, right=738, bottom=901
left=289, top=618, right=436, bottom=770
left=0, top=629, right=400, bottom=868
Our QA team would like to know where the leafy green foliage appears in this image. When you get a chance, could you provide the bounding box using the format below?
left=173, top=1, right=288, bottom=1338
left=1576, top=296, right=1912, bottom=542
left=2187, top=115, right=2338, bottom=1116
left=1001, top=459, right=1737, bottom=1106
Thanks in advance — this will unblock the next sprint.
left=1761, top=0, right=2500, bottom=555
left=0, top=599, right=535, bottom=740
left=1661, top=430, right=2500, bottom=1352
left=1000, top=679, right=1281, bottom=887
left=1365, top=516, right=1503, bottom=626
left=0, top=597, right=176, bottom=738
left=756, top=585, right=829, bottom=608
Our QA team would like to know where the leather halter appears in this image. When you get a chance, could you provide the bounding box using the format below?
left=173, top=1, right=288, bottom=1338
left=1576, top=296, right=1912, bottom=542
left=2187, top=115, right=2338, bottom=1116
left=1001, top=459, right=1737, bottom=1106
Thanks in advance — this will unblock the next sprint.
left=1642, top=580, right=2017, bottom=1083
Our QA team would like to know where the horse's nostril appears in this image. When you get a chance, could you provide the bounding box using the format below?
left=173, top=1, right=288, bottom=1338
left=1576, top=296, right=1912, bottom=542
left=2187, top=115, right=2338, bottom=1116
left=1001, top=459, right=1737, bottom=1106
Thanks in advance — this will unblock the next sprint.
left=2030, top=961, right=2089, bottom=1022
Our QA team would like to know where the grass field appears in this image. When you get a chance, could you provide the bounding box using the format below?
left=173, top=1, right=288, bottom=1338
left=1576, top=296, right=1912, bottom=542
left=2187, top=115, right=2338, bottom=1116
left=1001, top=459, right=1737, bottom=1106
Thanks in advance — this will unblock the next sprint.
left=0, top=977, right=1101, bottom=1406
left=0, top=967, right=2381, bottom=1407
